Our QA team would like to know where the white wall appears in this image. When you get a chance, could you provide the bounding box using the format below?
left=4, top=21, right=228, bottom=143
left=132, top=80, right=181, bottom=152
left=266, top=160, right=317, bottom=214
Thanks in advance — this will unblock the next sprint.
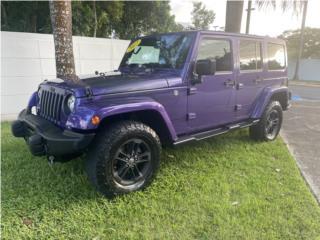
left=1, top=31, right=129, bottom=120
left=288, top=59, right=320, bottom=81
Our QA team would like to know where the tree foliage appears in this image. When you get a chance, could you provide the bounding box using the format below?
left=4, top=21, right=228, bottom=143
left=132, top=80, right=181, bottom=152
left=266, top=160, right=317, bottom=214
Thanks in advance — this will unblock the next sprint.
left=191, top=2, right=215, bottom=30
left=1, top=1, right=52, bottom=33
left=279, top=28, right=320, bottom=59
left=255, top=0, right=305, bottom=15
left=1, top=1, right=180, bottom=39
left=113, top=1, right=178, bottom=39
left=72, top=1, right=123, bottom=37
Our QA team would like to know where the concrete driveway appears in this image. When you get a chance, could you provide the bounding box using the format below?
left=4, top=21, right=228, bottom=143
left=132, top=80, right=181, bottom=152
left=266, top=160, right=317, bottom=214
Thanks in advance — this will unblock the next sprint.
left=281, top=82, right=320, bottom=203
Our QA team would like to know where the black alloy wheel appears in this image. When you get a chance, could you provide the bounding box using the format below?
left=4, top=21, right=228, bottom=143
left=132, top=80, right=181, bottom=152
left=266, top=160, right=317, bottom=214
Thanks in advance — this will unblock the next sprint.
left=265, top=109, right=281, bottom=140
left=112, top=138, right=152, bottom=189
left=86, top=121, right=161, bottom=198
left=249, top=101, right=283, bottom=141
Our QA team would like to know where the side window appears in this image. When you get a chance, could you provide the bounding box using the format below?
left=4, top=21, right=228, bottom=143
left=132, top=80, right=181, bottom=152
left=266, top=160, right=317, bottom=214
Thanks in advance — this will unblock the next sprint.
left=239, top=40, right=262, bottom=71
left=268, top=43, right=286, bottom=70
left=197, top=38, right=232, bottom=72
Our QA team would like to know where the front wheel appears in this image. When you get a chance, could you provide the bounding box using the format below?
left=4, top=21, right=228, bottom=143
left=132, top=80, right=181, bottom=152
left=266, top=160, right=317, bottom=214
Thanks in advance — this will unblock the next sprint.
left=86, top=121, right=161, bottom=198
left=249, top=101, right=283, bottom=141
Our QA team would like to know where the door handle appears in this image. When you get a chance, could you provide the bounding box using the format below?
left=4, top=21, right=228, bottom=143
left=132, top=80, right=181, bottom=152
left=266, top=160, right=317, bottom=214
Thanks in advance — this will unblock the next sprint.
left=224, top=79, right=235, bottom=87
left=237, top=83, right=244, bottom=89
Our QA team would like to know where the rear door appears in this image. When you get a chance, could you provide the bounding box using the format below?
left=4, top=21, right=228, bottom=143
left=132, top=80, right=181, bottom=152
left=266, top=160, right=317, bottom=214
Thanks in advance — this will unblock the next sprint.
left=236, top=39, right=264, bottom=120
left=187, top=35, right=236, bottom=132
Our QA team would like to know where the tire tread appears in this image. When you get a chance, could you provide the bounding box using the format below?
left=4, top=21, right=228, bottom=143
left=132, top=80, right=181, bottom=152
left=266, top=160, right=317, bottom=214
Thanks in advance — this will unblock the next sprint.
left=249, top=101, right=283, bottom=141
left=86, top=120, right=161, bottom=198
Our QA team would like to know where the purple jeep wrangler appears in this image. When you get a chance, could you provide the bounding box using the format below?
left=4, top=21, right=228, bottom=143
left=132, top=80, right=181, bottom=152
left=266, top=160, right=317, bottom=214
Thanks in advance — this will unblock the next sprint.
left=12, top=31, right=290, bottom=197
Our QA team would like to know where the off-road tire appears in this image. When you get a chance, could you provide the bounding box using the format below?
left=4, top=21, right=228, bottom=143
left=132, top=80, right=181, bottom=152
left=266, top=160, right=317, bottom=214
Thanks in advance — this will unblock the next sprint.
left=249, top=101, right=283, bottom=141
left=86, top=121, right=161, bottom=198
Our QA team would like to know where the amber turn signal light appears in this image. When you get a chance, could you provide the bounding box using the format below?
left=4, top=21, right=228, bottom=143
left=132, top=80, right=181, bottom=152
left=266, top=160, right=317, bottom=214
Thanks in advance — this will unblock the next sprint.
left=91, top=115, right=100, bottom=125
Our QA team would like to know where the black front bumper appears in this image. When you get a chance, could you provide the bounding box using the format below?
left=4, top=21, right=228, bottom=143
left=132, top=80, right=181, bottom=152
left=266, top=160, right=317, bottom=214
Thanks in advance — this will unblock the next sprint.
left=12, top=109, right=95, bottom=157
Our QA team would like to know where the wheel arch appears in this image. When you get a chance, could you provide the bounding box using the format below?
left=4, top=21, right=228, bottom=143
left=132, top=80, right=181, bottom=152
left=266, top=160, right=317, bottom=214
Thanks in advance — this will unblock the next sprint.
left=97, top=105, right=177, bottom=146
left=270, top=91, right=289, bottom=110
left=251, top=86, right=289, bottom=119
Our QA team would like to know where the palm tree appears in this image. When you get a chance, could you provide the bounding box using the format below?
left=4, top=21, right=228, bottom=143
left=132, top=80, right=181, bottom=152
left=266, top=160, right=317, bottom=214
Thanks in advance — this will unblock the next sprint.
left=225, top=0, right=305, bottom=34
left=255, top=0, right=305, bottom=14
left=49, top=1, right=78, bottom=83
left=225, top=0, right=244, bottom=33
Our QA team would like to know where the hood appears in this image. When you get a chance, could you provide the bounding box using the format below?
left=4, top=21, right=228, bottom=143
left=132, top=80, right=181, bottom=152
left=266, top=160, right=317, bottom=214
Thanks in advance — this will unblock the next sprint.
left=44, top=71, right=182, bottom=97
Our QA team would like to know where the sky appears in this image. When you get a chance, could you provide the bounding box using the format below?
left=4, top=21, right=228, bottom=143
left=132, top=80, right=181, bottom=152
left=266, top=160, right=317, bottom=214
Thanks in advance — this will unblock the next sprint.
left=170, top=0, right=320, bottom=37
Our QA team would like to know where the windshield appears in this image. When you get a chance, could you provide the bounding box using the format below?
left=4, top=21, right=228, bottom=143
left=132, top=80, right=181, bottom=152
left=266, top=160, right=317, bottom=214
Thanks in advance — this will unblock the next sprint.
left=120, top=32, right=195, bottom=71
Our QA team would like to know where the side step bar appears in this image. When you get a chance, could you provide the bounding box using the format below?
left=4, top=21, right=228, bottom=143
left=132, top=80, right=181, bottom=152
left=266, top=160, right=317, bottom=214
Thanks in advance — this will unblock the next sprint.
left=174, top=119, right=259, bottom=145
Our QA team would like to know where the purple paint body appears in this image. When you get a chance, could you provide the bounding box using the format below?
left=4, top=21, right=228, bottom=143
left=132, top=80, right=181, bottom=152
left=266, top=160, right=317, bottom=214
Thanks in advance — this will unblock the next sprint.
left=12, top=30, right=292, bottom=196
left=21, top=30, right=289, bottom=154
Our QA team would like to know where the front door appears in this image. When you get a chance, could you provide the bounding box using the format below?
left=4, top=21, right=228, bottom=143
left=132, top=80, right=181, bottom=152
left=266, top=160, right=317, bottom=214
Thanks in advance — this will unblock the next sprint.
left=187, top=36, right=236, bottom=132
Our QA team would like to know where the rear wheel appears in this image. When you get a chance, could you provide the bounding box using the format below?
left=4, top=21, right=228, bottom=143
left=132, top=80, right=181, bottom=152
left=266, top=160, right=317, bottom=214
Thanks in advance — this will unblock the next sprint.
left=86, top=121, right=161, bottom=198
left=249, top=101, right=283, bottom=141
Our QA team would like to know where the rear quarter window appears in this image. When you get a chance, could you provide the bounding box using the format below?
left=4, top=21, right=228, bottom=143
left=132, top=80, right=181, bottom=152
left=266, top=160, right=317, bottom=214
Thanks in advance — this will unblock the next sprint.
left=267, top=43, right=286, bottom=70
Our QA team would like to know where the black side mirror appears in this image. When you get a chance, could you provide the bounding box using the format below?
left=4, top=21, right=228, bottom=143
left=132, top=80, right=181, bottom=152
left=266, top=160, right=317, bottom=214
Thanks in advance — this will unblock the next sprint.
left=196, top=59, right=216, bottom=76
left=192, top=59, right=216, bottom=85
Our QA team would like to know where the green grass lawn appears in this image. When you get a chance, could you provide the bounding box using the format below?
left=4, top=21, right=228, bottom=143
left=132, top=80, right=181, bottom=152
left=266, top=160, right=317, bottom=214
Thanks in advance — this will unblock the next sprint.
left=2, top=122, right=320, bottom=239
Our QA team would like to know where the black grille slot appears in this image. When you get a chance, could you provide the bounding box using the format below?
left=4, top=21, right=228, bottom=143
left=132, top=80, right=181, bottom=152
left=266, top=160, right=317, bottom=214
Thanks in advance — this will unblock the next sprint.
left=39, top=89, right=64, bottom=123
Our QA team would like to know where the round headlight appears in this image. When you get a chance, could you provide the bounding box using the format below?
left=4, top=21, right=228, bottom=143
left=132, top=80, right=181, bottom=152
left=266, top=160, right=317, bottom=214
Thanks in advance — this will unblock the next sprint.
left=67, top=95, right=76, bottom=112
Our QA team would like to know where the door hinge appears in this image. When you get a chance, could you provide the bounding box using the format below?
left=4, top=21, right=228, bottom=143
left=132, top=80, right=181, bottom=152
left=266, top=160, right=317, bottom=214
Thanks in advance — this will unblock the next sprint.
left=235, top=104, right=242, bottom=111
left=187, top=113, right=197, bottom=120
left=188, top=87, right=197, bottom=95
left=236, top=83, right=244, bottom=90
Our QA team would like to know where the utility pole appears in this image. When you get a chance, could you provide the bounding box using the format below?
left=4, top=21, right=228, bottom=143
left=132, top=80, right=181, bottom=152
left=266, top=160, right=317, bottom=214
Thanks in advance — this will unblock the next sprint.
left=245, top=0, right=255, bottom=34
left=293, top=0, right=308, bottom=80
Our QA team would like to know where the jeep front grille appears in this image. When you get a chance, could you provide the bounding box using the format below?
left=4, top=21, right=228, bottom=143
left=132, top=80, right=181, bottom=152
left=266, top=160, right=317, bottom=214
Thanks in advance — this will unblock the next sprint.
left=38, top=90, right=64, bottom=123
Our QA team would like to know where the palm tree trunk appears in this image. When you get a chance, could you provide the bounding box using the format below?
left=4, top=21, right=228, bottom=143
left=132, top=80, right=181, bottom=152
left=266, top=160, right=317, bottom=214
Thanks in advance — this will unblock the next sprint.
left=49, top=1, right=78, bottom=83
left=225, top=0, right=244, bottom=33
left=293, top=0, right=308, bottom=80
